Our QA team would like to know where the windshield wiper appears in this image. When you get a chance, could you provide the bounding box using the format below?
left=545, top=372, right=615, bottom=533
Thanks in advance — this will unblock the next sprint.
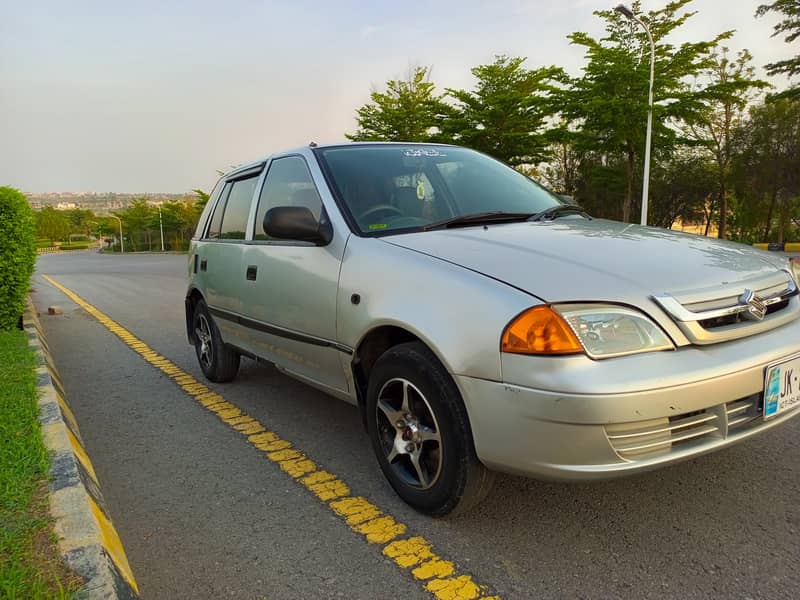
left=423, top=211, right=535, bottom=231
left=527, top=204, right=591, bottom=222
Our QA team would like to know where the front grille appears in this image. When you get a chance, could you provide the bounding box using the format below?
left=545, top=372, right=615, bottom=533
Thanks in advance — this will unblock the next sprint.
left=653, top=270, right=799, bottom=345
left=698, top=299, right=790, bottom=330
left=605, top=394, right=762, bottom=461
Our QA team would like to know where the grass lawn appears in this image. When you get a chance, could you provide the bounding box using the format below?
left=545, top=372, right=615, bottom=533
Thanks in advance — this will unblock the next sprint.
left=0, top=329, right=81, bottom=599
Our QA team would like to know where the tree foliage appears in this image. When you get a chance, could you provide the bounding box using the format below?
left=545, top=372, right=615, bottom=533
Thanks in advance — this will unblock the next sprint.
left=441, top=56, right=564, bottom=166
left=36, top=206, right=71, bottom=243
left=561, top=0, right=732, bottom=222
left=345, top=0, right=798, bottom=241
left=730, top=98, right=800, bottom=242
left=756, top=0, right=800, bottom=99
left=347, top=67, right=448, bottom=142
left=0, top=187, right=37, bottom=330
left=686, top=48, right=769, bottom=237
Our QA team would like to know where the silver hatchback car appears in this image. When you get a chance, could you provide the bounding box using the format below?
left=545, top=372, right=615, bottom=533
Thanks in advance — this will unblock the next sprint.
left=186, top=142, right=800, bottom=516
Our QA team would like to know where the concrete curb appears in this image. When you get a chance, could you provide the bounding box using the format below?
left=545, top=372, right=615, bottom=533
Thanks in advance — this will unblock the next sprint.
left=23, top=298, right=139, bottom=600
left=753, top=242, right=800, bottom=252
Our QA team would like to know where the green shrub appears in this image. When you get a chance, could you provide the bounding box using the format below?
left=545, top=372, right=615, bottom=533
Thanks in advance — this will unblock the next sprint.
left=58, top=242, right=90, bottom=251
left=0, top=187, right=37, bottom=330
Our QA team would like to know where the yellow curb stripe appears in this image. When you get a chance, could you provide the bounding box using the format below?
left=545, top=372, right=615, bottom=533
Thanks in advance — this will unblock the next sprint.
left=55, top=391, right=81, bottom=437
left=89, top=498, right=139, bottom=594
left=66, top=429, right=99, bottom=486
left=41, top=274, right=497, bottom=600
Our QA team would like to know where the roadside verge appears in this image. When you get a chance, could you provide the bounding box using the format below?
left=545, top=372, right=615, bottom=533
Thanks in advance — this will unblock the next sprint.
left=23, top=298, right=139, bottom=599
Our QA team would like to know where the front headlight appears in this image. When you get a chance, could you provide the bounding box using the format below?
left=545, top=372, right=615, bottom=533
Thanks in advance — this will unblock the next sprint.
left=501, top=304, right=674, bottom=359
left=553, top=304, right=674, bottom=359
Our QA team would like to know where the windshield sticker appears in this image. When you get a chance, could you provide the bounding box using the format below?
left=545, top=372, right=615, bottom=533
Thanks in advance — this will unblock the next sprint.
left=368, top=223, right=388, bottom=230
left=416, top=179, right=426, bottom=200
left=402, top=148, right=447, bottom=158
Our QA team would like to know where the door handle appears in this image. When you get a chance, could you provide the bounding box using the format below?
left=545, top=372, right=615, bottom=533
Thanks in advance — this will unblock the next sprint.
left=246, top=265, right=257, bottom=281
left=200, top=259, right=207, bottom=272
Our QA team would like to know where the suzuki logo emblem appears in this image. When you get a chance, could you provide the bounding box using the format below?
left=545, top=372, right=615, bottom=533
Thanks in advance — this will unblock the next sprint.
left=739, top=289, right=767, bottom=321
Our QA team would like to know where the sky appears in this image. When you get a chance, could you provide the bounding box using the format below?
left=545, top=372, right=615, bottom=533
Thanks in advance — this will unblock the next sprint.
left=0, top=0, right=793, bottom=193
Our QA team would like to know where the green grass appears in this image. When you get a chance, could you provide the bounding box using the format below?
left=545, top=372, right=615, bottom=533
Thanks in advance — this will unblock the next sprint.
left=0, top=329, right=80, bottom=599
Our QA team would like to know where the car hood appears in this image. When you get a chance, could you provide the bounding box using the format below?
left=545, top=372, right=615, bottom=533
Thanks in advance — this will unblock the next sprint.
left=383, top=218, right=787, bottom=305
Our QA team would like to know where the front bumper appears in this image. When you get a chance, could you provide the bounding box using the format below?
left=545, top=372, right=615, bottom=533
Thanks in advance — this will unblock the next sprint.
left=456, top=317, right=800, bottom=481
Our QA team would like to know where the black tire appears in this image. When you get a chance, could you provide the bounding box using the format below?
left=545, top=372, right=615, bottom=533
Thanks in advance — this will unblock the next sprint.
left=366, top=342, right=494, bottom=517
left=192, top=299, right=240, bottom=383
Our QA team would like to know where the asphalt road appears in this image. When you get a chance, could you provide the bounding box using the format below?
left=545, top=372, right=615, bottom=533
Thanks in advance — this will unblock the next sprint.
left=33, top=252, right=800, bottom=600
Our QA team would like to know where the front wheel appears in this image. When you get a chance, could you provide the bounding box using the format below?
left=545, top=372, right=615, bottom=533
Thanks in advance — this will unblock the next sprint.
left=193, top=299, right=240, bottom=383
left=366, top=342, right=494, bottom=517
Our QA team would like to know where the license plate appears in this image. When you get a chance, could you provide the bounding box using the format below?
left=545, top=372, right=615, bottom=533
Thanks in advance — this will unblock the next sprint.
left=764, top=354, right=800, bottom=419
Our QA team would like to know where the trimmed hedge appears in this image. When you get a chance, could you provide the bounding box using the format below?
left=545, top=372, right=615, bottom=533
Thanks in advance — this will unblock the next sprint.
left=58, top=242, right=90, bottom=251
left=0, top=187, right=37, bottom=330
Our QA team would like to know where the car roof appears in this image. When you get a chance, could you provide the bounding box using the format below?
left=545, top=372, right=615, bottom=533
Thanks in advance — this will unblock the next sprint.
left=222, top=141, right=457, bottom=179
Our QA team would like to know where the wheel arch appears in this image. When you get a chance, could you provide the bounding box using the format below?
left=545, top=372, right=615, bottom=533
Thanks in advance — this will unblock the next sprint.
left=351, top=323, right=455, bottom=429
left=185, top=287, right=206, bottom=344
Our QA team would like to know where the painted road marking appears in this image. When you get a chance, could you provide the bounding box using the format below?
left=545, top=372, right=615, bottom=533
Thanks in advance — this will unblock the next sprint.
left=41, top=275, right=500, bottom=600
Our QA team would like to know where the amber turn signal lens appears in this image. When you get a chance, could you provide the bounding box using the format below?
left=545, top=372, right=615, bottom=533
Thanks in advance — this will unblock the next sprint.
left=501, top=306, right=583, bottom=355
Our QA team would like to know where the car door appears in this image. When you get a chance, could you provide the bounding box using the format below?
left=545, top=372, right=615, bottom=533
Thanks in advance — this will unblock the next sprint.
left=199, top=171, right=261, bottom=350
left=240, top=154, right=349, bottom=393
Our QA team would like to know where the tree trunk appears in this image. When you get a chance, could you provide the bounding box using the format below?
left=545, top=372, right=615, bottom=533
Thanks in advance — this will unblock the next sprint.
left=704, top=198, right=716, bottom=237
left=623, top=148, right=634, bottom=223
left=778, top=192, right=787, bottom=244
left=717, top=183, right=727, bottom=239
left=764, top=187, right=777, bottom=241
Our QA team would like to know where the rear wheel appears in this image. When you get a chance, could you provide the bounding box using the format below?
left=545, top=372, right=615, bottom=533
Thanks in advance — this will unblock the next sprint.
left=366, top=342, right=494, bottom=517
left=193, top=299, right=240, bottom=383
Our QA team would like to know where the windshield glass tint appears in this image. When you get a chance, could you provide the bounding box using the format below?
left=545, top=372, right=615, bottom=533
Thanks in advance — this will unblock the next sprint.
left=317, top=145, right=561, bottom=234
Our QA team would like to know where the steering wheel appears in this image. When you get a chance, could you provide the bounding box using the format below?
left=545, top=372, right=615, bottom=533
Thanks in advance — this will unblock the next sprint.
left=359, top=204, right=404, bottom=222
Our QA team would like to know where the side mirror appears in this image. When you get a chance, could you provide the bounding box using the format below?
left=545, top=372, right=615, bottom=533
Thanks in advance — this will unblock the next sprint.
left=263, top=206, right=333, bottom=245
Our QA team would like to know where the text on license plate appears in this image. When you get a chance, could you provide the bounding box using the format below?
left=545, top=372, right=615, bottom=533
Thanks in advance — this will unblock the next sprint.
left=764, top=355, right=800, bottom=418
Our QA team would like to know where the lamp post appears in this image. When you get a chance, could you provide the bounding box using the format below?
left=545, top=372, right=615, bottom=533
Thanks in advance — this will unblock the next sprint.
left=615, top=3, right=654, bottom=227
left=157, top=205, right=165, bottom=252
left=110, top=215, right=124, bottom=254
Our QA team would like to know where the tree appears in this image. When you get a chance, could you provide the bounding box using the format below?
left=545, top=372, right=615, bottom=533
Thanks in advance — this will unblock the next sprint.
left=647, top=149, right=716, bottom=229
left=117, top=200, right=154, bottom=251
left=730, top=98, right=800, bottom=242
left=562, top=0, right=732, bottom=222
left=686, top=48, right=768, bottom=238
left=192, top=188, right=210, bottom=210
left=36, top=206, right=70, bottom=243
left=539, top=124, right=583, bottom=196
left=64, top=208, right=96, bottom=236
left=756, top=1, right=800, bottom=100
left=347, top=66, right=449, bottom=142
left=441, top=56, right=564, bottom=166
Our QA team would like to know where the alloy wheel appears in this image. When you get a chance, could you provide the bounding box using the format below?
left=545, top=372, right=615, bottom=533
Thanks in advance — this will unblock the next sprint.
left=375, top=378, right=443, bottom=489
left=195, top=314, right=213, bottom=370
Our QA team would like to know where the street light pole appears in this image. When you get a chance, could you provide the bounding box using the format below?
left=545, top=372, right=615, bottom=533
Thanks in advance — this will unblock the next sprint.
left=158, top=205, right=165, bottom=252
left=111, top=215, right=124, bottom=254
left=615, top=3, right=655, bottom=226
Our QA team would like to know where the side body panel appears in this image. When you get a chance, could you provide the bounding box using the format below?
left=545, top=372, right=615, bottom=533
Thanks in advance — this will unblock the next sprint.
left=336, top=236, right=536, bottom=382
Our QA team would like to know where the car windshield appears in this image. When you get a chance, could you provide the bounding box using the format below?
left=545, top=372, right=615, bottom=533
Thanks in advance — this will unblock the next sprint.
left=315, top=145, right=563, bottom=235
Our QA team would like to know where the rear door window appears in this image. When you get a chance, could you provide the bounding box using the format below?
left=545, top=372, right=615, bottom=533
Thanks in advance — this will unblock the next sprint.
left=218, top=176, right=259, bottom=240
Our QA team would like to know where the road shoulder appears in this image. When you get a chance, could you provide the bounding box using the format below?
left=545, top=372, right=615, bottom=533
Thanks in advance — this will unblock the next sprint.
left=24, top=298, right=139, bottom=599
